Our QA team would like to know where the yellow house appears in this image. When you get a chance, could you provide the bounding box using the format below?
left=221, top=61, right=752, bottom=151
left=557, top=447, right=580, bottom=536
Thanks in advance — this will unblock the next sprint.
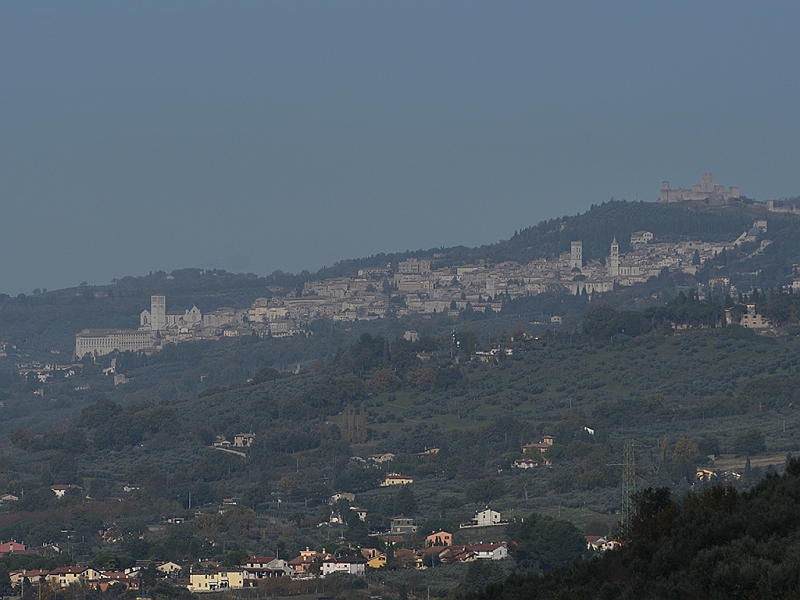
left=47, top=567, right=103, bottom=587
left=381, top=473, right=414, bottom=486
left=156, top=561, right=183, bottom=575
left=188, top=569, right=245, bottom=591
left=367, top=555, right=386, bottom=569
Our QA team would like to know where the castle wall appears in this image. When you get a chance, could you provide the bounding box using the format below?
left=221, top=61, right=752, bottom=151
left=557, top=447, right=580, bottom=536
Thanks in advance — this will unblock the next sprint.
left=659, top=173, right=740, bottom=203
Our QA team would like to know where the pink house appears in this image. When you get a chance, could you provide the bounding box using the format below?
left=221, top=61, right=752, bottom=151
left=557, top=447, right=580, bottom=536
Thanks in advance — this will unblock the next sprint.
left=0, top=541, right=26, bottom=554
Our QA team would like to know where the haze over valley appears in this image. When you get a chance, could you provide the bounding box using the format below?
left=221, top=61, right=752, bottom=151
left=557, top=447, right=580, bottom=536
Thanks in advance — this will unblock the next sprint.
left=2, top=2, right=800, bottom=599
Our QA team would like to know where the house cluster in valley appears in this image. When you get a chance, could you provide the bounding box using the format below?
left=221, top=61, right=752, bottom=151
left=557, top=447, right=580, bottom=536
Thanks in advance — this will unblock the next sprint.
left=0, top=537, right=510, bottom=593
left=0, top=496, right=521, bottom=592
left=0, top=466, right=626, bottom=593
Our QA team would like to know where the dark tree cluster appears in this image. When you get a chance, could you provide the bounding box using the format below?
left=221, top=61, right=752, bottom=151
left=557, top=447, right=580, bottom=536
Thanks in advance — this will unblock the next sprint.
left=460, top=459, right=800, bottom=600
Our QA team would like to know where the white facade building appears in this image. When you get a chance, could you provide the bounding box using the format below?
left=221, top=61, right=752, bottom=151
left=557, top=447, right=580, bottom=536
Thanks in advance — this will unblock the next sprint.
left=75, top=329, right=155, bottom=359
left=76, top=295, right=200, bottom=359
left=471, top=509, right=502, bottom=527
left=470, top=543, right=508, bottom=560
left=321, top=557, right=366, bottom=577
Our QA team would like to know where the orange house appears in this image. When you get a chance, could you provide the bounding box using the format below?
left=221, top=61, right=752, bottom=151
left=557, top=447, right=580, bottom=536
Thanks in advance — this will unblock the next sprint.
left=426, top=530, right=453, bottom=547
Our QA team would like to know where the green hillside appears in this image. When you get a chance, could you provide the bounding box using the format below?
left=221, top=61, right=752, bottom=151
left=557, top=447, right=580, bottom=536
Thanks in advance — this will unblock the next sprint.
left=468, top=200, right=773, bottom=263
left=2, top=308, right=800, bottom=575
left=459, top=460, right=800, bottom=599
left=0, top=199, right=799, bottom=598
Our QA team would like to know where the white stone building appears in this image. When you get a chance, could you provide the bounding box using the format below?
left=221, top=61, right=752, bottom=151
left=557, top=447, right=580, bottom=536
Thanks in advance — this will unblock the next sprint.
left=75, top=328, right=156, bottom=359
left=468, top=508, right=502, bottom=527
left=76, top=295, right=200, bottom=359
left=321, top=556, right=366, bottom=577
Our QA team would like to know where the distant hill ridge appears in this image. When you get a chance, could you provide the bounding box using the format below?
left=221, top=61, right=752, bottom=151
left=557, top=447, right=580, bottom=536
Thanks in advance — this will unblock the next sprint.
left=1, top=199, right=798, bottom=361
left=4, top=200, right=786, bottom=300
left=307, top=201, right=780, bottom=279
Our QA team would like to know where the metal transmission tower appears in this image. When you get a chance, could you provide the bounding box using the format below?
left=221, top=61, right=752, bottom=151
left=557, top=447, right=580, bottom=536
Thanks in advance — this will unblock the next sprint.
left=608, top=438, right=647, bottom=535
left=620, top=439, right=636, bottom=530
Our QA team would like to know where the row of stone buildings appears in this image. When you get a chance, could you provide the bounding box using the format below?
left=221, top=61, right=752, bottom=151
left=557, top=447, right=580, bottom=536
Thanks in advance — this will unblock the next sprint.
left=75, top=213, right=773, bottom=358
left=74, top=294, right=308, bottom=359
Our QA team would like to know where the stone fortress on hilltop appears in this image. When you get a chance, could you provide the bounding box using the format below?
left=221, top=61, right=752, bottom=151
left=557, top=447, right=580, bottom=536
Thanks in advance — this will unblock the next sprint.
left=659, top=172, right=740, bottom=205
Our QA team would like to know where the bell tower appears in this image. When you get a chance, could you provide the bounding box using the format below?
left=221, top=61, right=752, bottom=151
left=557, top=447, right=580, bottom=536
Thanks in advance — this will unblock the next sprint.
left=570, top=241, right=583, bottom=269
left=150, top=295, right=166, bottom=331
left=609, top=237, right=619, bottom=277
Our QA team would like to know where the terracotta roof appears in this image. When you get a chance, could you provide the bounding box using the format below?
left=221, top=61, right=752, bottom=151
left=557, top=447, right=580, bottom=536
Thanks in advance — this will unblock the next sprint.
left=49, top=567, right=89, bottom=575
left=585, top=535, right=602, bottom=544
left=289, top=554, right=319, bottom=565
left=12, top=569, right=49, bottom=579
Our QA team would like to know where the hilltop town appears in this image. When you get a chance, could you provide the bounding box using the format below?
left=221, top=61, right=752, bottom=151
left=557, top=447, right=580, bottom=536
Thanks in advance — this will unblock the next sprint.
left=0, top=190, right=798, bottom=600
left=74, top=216, right=773, bottom=359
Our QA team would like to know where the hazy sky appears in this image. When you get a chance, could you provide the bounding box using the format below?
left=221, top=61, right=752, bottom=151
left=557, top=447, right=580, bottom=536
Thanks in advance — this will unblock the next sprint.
left=2, top=2, right=799, bottom=296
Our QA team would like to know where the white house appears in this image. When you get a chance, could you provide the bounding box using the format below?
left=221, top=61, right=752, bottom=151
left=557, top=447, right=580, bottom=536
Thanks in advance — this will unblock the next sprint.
left=321, top=556, right=366, bottom=577
left=50, top=484, right=82, bottom=498
left=467, top=508, right=502, bottom=527
left=243, top=556, right=293, bottom=581
left=469, top=543, right=508, bottom=560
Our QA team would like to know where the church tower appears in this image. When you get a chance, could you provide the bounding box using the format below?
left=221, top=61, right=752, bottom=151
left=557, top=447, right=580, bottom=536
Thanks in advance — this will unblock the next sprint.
left=570, top=241, right=583, bottom=270
left=150, top=295, right=166, bottom=331
left=609, top=237, right=619, bottom=277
